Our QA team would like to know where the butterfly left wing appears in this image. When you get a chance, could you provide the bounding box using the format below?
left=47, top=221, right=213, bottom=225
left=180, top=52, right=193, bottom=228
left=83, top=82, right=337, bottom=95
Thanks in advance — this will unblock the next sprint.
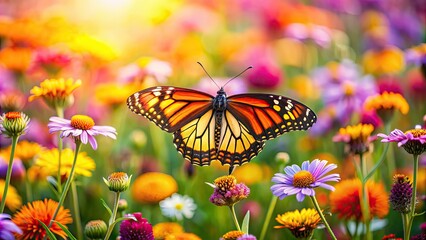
left=226, top=93, right=317, bottom=141
left=127, top=86, right=214, bottom=133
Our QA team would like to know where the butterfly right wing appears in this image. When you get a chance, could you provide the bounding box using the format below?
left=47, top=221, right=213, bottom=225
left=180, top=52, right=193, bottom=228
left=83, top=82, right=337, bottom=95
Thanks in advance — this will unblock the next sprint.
left=127, top=86, right=214, bottom=133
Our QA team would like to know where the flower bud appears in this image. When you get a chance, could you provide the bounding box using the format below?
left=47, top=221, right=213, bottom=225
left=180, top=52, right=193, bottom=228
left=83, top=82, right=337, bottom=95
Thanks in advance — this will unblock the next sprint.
left=0, top=112, right=30, bottom=138
left=85, top=220, right=107, bottom=239
left=104, top=172, right=132, bottom=192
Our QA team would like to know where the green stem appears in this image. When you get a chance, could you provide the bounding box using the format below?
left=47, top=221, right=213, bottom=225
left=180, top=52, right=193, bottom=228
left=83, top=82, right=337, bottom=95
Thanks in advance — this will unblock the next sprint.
left=229, top=204, right=241, bottom=231
left=55, top=106, right=64, bottom=194
left=401, top=213, right=408, bottom=238
left=360, top=153, right=372, bottom=240
left=310, top=196, right=337, bottom=240
left=104, top=192, right=121, bottom=240
left=24, top=170, right=32, bottom=202
left=47, top=141, right=81, bottom=230
left=71, top=181, right=83, bottom=240
left=405, top=154, right=419, bottom=240
left=0, top=135, right=19, bottom=213
left=364, top=143, right=389, bottom=182
left=259, top=196, right=278, bottom=240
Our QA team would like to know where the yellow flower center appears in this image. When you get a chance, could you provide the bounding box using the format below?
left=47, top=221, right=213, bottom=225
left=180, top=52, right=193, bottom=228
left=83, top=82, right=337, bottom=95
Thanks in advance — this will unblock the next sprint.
left=343, top=82, right=355, bottom=96
left=405, top=129, right=426, bottom=138
left=214, top=175, right=237, bottom=193
left=5, top=112, right=22, bottom=119
left=175, top=203, right=184, bottom=210
left=221, top=230, right=245, bottom=240
left=70, top=115, right=95, bottom=130
left=293, top=170, right=314, bottom=188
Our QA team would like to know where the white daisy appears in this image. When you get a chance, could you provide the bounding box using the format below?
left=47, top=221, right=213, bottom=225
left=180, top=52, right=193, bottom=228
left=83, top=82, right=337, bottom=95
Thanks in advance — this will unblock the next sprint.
left=159, top=193, right=196, bottom=220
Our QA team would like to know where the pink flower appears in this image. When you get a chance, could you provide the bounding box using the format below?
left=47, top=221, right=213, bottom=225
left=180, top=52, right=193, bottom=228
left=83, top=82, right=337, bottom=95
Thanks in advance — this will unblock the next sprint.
left=378, top=126, right=426, bottom=155
left=48, top=115, right=116, bottom=149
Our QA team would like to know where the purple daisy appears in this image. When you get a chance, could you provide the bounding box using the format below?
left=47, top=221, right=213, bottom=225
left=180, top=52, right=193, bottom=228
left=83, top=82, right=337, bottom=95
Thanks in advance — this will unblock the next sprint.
left=48, top=115, right=117, bottom=150
left=378, top=126, right=426, bottom=155
left=0, top=213, right=22, bottom=240
left=271, top=159, right=340, bottom=202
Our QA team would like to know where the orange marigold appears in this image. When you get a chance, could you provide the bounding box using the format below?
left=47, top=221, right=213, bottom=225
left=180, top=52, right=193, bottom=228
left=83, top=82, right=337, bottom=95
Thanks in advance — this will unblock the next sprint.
left=12, top=199, right=72, bottom=240
left=153, top=222, right=184, bottom=240
left=131, top=172, right=178, bottom=204
left=330, top=179, right=389, bottom=221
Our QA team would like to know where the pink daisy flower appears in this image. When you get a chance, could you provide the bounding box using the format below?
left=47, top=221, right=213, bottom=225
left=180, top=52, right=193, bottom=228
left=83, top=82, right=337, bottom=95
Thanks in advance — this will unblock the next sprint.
left=48, top=115, right=117, bottom=149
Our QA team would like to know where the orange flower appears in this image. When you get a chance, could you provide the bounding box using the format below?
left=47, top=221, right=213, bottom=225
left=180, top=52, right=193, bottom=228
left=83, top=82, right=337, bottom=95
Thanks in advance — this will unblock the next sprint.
left=362, top=46, right=405, bottom=75
left=153, top=222, right=184, bottom=240
left=0, top=47, right=32, bottom=72
left=0, top=180, right=22, bottom=211
left=13, top=199, right=72, bottom=240
left=131, top=172, right=178, bottom=204
left=330, top=179, right=389, bottom=221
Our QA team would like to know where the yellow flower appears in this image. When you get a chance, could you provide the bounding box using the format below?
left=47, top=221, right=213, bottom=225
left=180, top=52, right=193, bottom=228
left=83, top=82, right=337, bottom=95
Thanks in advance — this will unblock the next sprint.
left=364, top=92, right=409, bottom=122
left=153, top=222, right=184, bottom=240
left=221, top=230, right=245, bottom=240
left=95, top=83, right=136, bottom=106
left=232, top=163, right=263, bottom=185
left=67, top=34, right=116, bottom=62
left=275, top=208, right=321, bottom=239
left=0, top=47, right=32, bottom=72
left=333, top=123, right=375, bottom=154
left=29, top=78, right=81, bottom=109
left=13, top=199, right=72, bottom=240
left=362, top=45, right=405, bottom=75
left=34, top=148, right=95, bottom=178
left=2, top=140, right=43, bottom=165
left=0, top=180, right=22, bottom=211
left=27, top=165, right=50, bottom=182
left=131, top=172, right=178, bottom=204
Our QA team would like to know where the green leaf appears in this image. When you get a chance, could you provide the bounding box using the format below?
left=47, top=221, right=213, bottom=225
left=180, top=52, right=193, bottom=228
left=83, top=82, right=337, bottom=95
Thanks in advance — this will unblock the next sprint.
left=55, top=221, right=77, bottom=240
left=100, top=198, right=113, bottom=217
left=37, top=220, right=58, bottom=240
left=242, top=210, right=250, bottom=233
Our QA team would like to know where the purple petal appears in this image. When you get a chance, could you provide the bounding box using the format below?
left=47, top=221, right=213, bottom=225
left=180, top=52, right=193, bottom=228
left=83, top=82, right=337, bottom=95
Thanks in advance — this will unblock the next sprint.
left=317, top=183, right=336, bottom=191
left=49, top=116, right=70, bottom=124
left=80, top=131, right=88, bottom=144
left=88, top=135, right=98, bottom=150
left=296, top=192, right=306, bottom=202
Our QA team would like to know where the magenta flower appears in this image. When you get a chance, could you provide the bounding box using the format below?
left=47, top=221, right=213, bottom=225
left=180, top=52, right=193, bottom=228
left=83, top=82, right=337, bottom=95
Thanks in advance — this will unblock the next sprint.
left=48, top=115, right=117, bottom=150
left=209, top=175, right=250, bottom=207
left=119, top=212, right=154, bottom=240
left=378, top=126, right=426, bottom=155
left=0, top=213, right=22, bottom=240
left=271, top=159, right=340, bottom=202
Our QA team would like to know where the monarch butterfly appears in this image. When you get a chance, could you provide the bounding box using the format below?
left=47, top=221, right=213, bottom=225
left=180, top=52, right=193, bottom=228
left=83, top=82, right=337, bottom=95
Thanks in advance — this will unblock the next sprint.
left=127, top=69, right=317, bottom=174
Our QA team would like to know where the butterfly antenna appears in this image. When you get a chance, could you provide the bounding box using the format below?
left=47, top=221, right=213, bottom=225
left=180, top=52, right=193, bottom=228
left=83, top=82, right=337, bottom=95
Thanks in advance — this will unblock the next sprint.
left=197, top=62, right=220, bottom=90
left=223, top=66, right=253, bottom=88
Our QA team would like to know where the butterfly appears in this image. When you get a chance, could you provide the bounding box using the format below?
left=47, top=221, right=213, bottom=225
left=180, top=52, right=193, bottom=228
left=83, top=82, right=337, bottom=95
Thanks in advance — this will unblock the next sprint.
left=127, top=83, right=317, bottom=174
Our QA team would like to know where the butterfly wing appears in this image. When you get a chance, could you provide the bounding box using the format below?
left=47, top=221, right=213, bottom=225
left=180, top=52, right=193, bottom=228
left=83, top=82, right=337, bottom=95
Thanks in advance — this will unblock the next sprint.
left=226, top=93, right=317, bottom=141
left=127, top=86, right=213, bottom=133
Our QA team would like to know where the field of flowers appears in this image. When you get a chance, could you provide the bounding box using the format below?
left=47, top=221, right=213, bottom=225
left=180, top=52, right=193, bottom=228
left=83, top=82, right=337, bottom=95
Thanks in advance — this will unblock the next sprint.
left=0, top=0, right=425, bottom=239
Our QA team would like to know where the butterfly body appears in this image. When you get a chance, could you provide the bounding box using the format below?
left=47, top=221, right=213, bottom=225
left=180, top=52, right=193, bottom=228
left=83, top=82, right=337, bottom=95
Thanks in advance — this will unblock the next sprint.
left=127, top=86, right=316, bottom=173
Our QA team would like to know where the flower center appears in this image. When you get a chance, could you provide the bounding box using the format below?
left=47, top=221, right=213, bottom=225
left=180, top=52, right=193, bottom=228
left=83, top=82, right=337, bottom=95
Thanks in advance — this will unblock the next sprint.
left=70, top=115, right=95, bottom=130
left=343, top=82, right=355, bottom=96
left=214, top=175, right=237, bottom=193
left=175, top=203, right=183, bottom=210
left=293, top=170, right=314, bottom=188
left=405, top=129, right=426, bottom=138
left=108, top=172, right=127, bottom=181
left=5, top=111, right=21, bottom=119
